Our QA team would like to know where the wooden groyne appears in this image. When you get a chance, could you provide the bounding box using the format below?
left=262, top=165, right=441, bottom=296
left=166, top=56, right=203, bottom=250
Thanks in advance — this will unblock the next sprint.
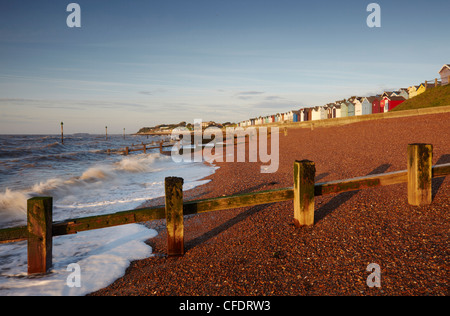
left=107, top=140, right=175, bottom=156
left=0, top=143, right=449, bottom=275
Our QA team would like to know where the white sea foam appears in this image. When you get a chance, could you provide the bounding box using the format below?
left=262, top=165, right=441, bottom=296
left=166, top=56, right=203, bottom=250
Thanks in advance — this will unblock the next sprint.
left=0, top=224, right=157, bottom=296
left=0, top=189, right=28, bottom=224
left=0, top=150, right=217, bottom=296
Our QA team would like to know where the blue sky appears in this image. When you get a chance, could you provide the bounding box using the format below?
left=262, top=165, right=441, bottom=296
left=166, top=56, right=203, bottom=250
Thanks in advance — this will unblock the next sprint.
left=0, top=0, right=449, bottom=134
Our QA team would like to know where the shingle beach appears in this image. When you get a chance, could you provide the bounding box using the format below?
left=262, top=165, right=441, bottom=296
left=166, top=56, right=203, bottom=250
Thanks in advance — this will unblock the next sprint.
left=89, top=112, right=449, bottom=296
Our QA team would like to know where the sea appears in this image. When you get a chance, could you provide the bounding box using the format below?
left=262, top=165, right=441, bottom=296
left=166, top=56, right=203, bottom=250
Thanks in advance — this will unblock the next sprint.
left=0, top=134, right=217, bottom=296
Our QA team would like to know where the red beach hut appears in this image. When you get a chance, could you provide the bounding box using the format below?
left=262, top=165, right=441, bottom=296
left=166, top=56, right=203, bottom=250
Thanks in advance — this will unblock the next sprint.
left=372, top=97, right=381, bottom=114
left=380, top=96, right=406, bottom=112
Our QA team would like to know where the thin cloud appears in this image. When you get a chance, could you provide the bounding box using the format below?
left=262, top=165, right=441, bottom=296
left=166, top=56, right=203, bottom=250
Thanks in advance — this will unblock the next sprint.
left=236, top=91, right=265, bottom=96
left=264, top=95, right=285, bottom=101
left=234, top=91, right=265, bottom=100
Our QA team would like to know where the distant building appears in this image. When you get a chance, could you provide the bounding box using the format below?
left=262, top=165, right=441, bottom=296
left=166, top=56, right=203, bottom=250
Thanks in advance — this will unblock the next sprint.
left=324, top=104, right=334, bottom=118
left=345, top=100, right=355, bottom=117
left=381, top=91, right=394, bottom=98
left=331, top=103, right=342, bottom=118
left=438, top=64, right=450, bottom=85
left=370, top=96, right=381, bottom=114
left=380, top=96, right=406, bottom=112
left=360, top=97, right=377, bottom=115
left=298, top=108, right=305, bottom=122
left=202, top=121, right=217, bottom=128
left=408, top=85, right=419, bottom=98
left=391, top=88, right=409, bottom=100
left=302, top=108, right=312, bottom=121
left=353, top=97, right=365, bottom=116
left=336, top=101, right=348, bottom=117
left=292, top=110, right=301, bottom=122
left=311, top=106, right=327, bottom=121
left=330, top=104, right=338, bottom=118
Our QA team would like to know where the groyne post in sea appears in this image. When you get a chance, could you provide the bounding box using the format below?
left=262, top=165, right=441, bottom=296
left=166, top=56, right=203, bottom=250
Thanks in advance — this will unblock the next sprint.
left=107, top=140, right=174, bottom=156
left=61, top=122, right=64, bottom=144
left=27, top=197, right=53, bottom=274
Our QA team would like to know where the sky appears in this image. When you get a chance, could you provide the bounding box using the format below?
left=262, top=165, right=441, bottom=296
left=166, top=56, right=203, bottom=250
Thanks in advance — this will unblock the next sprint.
left=0, top=0, right=449, bottom=134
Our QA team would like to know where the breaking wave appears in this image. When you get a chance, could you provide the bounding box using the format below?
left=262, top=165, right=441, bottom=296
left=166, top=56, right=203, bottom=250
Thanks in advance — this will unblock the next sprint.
left=0, top=153, right=172, bottom=227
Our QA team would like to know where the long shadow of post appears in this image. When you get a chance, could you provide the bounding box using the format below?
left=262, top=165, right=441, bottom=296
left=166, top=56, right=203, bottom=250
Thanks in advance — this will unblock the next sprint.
left=185, top=204, right=270, bottom=251
left=433, top=154, right=450, bottom=199
left=314, top=164, right=391, bottom=224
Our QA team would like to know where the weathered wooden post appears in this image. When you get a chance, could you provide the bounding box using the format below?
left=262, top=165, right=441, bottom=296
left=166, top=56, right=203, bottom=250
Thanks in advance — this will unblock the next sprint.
left=407, top=144, right=433, bottom=206
left=27, top=197, right=53, bottom=275
left=165, top=177, right=184, bottom=256
left=61, top=122, right=64, bottom=144
left=159, top=141, right=163, bottom=154
left=105, top=126, right=108, bottom=141
left=294, top=160, right=316, bottom=227
left=125, top=147, right=129, bottom=156
left=143, top=144, right=146, bottom=154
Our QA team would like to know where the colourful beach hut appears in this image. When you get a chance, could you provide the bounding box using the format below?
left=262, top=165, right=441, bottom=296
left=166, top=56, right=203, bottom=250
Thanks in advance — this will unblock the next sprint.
left=439, top=64, right=450, bottom=85
left=346, top=101, right=355, bottom=117
left=380, top=96, right=406, bottom=112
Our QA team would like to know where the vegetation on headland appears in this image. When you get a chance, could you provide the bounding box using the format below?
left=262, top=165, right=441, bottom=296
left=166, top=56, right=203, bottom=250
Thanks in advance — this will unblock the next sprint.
left=392, top=84, right=450, bottom=111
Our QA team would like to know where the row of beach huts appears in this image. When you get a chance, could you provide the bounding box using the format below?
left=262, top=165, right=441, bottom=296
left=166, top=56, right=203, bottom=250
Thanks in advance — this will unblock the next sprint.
left=238, top=64, right=450, bottom=127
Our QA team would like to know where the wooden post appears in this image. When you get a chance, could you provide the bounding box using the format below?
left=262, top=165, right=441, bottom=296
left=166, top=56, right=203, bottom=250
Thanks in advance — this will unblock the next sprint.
left=165, top=177, right=184, bottom=256
left=143, top=144, right=146, bottom=154
left=293, top=160, right=316, bottom=227
left=61, top=122, right=64, bottom=144
left=159, top=141, right=163, bottom=154
left=407, top=144, right=433, bottom=206
left=27, top=197, right=53, bottom=275
left=125, top=147, right=129, bottom=156
left=105, top=126, right=108, bottom=141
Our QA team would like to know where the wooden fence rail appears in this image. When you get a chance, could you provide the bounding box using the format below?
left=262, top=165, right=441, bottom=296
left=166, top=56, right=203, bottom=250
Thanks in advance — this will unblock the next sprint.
left=0, top=144, right=449, bottom=274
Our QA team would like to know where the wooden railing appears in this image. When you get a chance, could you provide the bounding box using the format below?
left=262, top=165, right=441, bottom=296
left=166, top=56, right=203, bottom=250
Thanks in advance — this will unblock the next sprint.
left=0, top=144, right=449, bottom=274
